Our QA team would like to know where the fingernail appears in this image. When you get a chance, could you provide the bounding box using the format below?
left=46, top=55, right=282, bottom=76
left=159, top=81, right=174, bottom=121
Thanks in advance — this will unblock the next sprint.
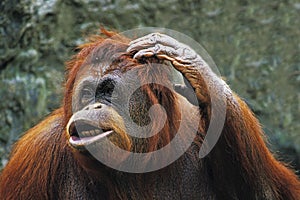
left=133, top=52, right=140, bottom=59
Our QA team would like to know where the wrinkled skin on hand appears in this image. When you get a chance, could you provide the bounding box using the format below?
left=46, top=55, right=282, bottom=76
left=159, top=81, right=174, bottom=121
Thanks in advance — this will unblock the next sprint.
left=127, top=33, right=231, bottom=109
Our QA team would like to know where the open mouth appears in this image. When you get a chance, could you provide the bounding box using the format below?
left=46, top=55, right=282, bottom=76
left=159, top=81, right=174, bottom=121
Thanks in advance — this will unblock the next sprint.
left=67, top=120, right=113, bottom=149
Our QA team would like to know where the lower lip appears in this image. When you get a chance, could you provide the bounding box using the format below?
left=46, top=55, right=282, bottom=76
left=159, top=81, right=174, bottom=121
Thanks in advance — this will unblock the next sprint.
left=69, top=130, right=114, bottom=148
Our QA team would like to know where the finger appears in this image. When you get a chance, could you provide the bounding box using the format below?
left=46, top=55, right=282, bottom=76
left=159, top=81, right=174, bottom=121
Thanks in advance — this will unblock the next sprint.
left=132, top=45, right=179, bottom=60
left=133, top=49, right=155, bottom=60
left=129, top=33, right=161, bottom=46
left=128, top=33, right=180, bottom=52
left=127, top=33, right=160, bottom=52
left=127, top=41, right=152, bottom=53
left=129, top=33, right=177, bottom=46
left=156, top=54, right=176, bottom=62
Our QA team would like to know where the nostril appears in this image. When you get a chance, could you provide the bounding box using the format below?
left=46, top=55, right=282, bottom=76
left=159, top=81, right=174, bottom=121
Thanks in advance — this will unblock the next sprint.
left=93, top=103, right=102, bottom=109
left=83, top=103, right=102, bottom=111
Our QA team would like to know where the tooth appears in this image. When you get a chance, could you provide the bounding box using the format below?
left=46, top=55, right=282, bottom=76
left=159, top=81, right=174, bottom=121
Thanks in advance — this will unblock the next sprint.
left=90, top=130, right=96, bottom=136
left=95, top=129, right=101, bottom=134
left=81, top=131, right=88, bottom=136
left=86, top=131, right=92, bottom=137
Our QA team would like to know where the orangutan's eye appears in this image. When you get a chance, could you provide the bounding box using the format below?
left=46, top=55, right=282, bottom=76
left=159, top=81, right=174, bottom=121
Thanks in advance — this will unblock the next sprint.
left=81, top=87, right=94, bottom=105
left=96, top=79, right=117, bottom=103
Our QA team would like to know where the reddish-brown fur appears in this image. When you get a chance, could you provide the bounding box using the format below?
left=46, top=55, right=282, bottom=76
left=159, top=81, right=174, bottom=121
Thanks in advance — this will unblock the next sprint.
left=0, top=29, right=299, bottom=199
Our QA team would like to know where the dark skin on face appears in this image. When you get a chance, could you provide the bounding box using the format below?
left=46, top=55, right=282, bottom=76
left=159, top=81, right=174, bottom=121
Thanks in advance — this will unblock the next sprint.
left=66, top=69, right=130, bottom=151
left=0, top=31, right=299, bottom=200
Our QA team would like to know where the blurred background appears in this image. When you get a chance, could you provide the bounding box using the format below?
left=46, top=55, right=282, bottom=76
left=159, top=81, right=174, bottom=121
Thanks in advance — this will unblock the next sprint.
left=0, top=0, right=299, bottom=173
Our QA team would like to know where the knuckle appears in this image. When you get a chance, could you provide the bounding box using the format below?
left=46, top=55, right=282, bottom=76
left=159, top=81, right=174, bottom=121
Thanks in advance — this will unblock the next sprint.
left=154, top=44, right=162, bottom=52
left=149, top=32, right=162, bottom=44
